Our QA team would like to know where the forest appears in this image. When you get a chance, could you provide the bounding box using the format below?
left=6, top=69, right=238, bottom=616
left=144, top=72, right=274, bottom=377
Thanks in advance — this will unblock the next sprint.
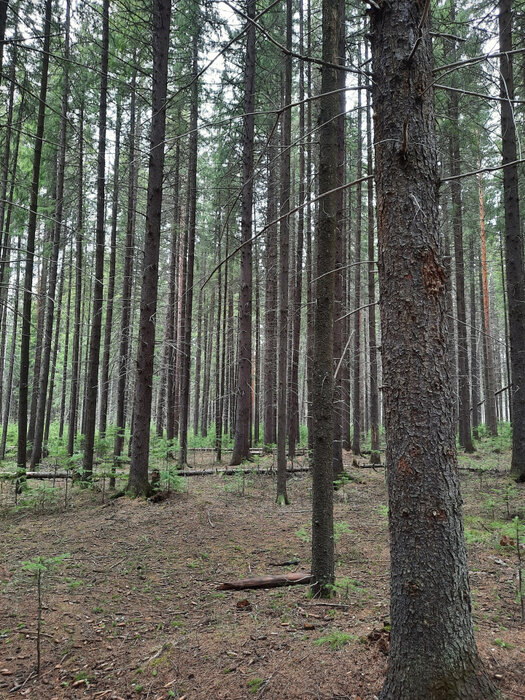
left=1, top=0, right=525, bottom=697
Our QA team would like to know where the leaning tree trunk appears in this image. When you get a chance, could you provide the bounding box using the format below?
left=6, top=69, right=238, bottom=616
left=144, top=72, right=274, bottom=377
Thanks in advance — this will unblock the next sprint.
left=499, top=0, right=525, bottom=482
left=128, top=0, right=171, bottom=497
left=370, top=0, right=496, bottom=697
left=310, top=0, right=341, bottom=598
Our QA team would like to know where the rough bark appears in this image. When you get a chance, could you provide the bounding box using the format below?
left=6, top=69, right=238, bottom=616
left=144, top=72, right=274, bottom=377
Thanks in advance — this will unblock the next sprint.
left=82, top=0, right=109, bottom=478
left=366, top=64, right=380, bottom=464
left=263, top=141, right=278, bottom=447
left=351, top=72, right=363, bottom=456
left=113, top=82, right=138, bottom=465
left=231, top=0, right=256, bottom=465
left=310, top=0, right=340, bottom=597
left=31, top=0, right=71, bottom=468
left=276, top=0, right=292, bottom=505
left=99, top=95, right=122, bottom=439
left=16, top=0, right=52, bottom=482
left=499, top=0, right=525, bottom=482
left=128, top=0, right=171, bottom=497
left=477, top=169, right=498, bottom=436
left=178, top=26, right=199, bottom=466
left=67, top=102, right=84, bottom=457
left=370, top=0, right=496, bottom=696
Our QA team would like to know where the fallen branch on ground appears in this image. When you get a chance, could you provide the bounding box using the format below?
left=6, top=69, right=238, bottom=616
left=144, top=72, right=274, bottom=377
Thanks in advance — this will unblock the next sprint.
left=218, top=572, right=311, bottom=590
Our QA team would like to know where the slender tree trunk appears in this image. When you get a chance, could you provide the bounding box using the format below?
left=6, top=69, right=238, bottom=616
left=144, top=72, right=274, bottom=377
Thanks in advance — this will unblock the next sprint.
left=0, top=0, right=8, bottom=83
left=367, top=63, right=380, bottom=464
left=310, top=0, right=342, bottom=597
left=99, top=95, right=122, bottom=439
left=276, top=0, right=292, bottom=504
left=82, top=0, right=109, bottom=478
left=231, top=0, right=256, bottom=465
left=128, top=0, right=171, bottom=496
left=332, top=0, right=345, bottom=479
left=193, top=280, right=204, bottom=437
left=1, top=234, right=20, bottom=460
left=448, top=31, right=474, bottom=452
left=31, top=0, right=71, bottom=468
left=45, top=255, right=66, bottom=443
left=469, top=231, right=480, bottom=439
left=58, top=248, right=73, bottom=438
left=17, top=0, right=52, bottom=483
left=478, top=168, right=498, bottom=436
left=371, top=1, right=496, bottom=696
left=68, top=103, right=84, bottom=456
left=351, top=71, right=363, bottom=456
left=113, top=82, right=139, bottom=465
left=179, top=25, right=199, bottom=466
left=165, top=138, right=180, bottom=442
left=263, top=142, right=278, bottom=447
left=499, top=0, right=525, bottom=481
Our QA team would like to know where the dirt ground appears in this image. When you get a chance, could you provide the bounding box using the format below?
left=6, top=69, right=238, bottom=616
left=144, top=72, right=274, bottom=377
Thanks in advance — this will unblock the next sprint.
left=1, top=452, right=524, bottom=700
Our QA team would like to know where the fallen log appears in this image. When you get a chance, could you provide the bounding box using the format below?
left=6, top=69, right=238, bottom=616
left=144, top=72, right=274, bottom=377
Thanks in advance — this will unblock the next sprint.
left=0, top=466, right=311, bottom=481
left=218, top=572, right=312, bottom=591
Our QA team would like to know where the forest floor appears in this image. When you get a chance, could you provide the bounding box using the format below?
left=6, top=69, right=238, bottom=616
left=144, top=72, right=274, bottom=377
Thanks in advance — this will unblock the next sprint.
left=1, top=447, right=524, bottom=700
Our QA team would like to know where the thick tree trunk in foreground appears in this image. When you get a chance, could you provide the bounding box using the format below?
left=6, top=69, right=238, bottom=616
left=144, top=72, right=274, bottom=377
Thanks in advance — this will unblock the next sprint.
left=310, top=0, right=340, bottom=597
left=231, top=0, right=256, bottom=466
left=499, top=0, right=525, bottom=483
left=371, top=1, right=496, bottom=697
left=128, top=0, right=171, bottom=496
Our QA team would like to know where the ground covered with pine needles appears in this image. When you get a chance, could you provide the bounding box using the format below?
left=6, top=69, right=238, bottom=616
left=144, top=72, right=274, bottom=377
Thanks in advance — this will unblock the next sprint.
left=1, top=448, right=524, bottom=699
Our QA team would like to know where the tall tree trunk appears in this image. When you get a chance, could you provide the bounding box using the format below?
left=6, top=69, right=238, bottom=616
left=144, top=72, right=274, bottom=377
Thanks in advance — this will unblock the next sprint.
left=469, top=231, right=480, bottom=439
left=99, top=95, right=122, bottom=439
left=351, top=71, right=363, bottom=456
left=499, top=0, right=525, bottom=482
left=370, top=1, right=496, bottom=696
left=276, top=0, right=292, bottom=504
left=82, top=0, right=109, bottom=478
left=67, top=102, right=84, bottom=456
left=178, top=25, right=199, bottom=466
left=59, top=248, right=73, bottom=438
left=0, top=0, right=8, bottom=83
left=128, top=0, right=171, bottom=496
left=231, top=0, right=256, bottom=465
left=367, top=63, right=380, bottom=464
left=447, top=21, right=474, bottom=452
left=310, top=0, right=341, bottom=597
left=165, top=138, right=180, bottom=443
left=263, top=141, right=278, bottom=447
left=332, top=0, right=345, bottom=479
left=45, top=254, right=66, bottom=443
left=113, top=82, right=139, bottom=465
left=16, top=0, right=52, bottom=484
left=31, top=0, right=71, bottom=468
left=1, top=234, right=20, bottom=460
left=478, top=168, right=498, bottom=436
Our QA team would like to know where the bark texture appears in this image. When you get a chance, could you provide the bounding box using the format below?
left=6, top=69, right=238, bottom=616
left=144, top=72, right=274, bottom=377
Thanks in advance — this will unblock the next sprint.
left=499, top=0, right=525, bottom=482
left=128, top=0, right=171, bottom=496
left=310, top=0, right=340, bottom=597
left=370, top=0, right=496, bottom=697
